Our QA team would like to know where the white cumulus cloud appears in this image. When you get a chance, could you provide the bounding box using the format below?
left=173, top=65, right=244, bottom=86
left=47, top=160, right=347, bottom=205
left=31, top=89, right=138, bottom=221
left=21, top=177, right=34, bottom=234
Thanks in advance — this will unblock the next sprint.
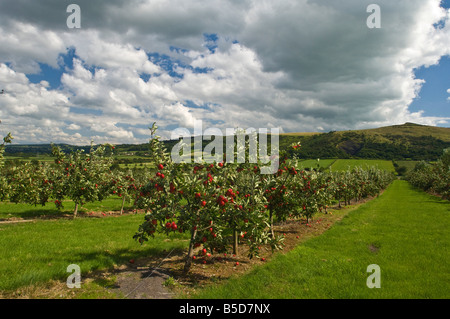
left=0, top=0, right=449, bottom=144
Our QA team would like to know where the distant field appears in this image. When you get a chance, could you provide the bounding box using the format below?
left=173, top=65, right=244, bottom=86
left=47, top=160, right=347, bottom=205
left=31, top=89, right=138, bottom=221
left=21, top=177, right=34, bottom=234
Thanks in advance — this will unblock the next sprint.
left=330, top=159, right=396, bottom=172
left=113, top=155, right=151, bottom=160
left=5, top=156, right=54, bottom=162
left=296, top=159, right=335, bottom=170
left=293, top=159, right=395, bottom=172
left=118, top=162, right=153, bottom=169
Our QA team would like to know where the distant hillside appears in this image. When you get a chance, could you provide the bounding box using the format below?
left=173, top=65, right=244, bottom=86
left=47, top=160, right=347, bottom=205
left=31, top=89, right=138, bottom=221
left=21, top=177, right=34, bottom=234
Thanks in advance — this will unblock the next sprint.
left=4, top=123, right=450, bottom=161
left=4, top=144, right=91, bottom=157
left=336, top=122, right=450, bottom=142
left=281, top=123, right=450, bottom=160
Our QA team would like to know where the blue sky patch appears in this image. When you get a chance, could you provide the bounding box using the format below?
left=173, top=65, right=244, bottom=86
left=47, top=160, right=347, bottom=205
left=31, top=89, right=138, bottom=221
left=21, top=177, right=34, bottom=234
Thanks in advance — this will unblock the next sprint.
left=409, top=55, right=450, bottom=118
left=69, top=106, right=103, bottom=116
left=26, top=63, right=63, bottom=90
left=26, top=47, right=77, bottom=90
left=204, top=33, right=219, bottom=53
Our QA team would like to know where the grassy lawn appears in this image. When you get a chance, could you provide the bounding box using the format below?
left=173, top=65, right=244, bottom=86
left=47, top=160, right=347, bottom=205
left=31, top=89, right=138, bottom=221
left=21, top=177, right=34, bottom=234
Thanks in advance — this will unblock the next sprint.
left=330, top=159, right=396, bottom=172
left=191, top=180, right=449, bottom=299
left=0, top=214, right=189, bottom=292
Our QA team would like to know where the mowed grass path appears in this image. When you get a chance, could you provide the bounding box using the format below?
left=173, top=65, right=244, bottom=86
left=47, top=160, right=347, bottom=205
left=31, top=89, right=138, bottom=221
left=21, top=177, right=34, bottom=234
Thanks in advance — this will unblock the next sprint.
left=192, top=180, right=449, bottom=299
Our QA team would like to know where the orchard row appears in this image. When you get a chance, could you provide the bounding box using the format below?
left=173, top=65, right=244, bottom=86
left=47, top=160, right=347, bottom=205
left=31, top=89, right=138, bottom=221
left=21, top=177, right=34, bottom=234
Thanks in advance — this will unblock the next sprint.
left=406, top=149, right=449, bottom=199
left=0, top=140, right=146, bottom=216
left=132, top=124, right=395, bottom=273
left=0, top=127, right=395, bottom=273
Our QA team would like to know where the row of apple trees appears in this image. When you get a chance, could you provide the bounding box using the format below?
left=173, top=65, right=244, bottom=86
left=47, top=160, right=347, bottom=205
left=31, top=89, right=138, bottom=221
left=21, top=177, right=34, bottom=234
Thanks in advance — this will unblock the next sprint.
left=406, top=149, right=450, bottom=199
left=1, top=129, right=394, bottom=274
left=0, top=133, right=149, bottom=217
left=0, top=132, right=13, bottom=201
left=132, top=124, right=395, bottom=273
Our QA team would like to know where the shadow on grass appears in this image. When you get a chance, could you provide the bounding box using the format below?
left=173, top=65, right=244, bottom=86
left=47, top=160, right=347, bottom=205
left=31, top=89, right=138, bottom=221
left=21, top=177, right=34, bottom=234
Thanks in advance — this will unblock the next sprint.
left=0, top=206, right=137, bottom=221
left=0, top=207, right=73, bottom=221
left=0, top=243, right=189, bottom=292
left=68, top=246, right=188, bottom=275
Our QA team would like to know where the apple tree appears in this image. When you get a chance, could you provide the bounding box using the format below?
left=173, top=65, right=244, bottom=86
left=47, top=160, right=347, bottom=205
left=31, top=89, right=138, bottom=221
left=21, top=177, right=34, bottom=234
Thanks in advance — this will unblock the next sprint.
left=133, top=123, right=284, bottom=274
left=51, top=142, right=115, bottom=217
left=0, top=132, right=13, bottom=201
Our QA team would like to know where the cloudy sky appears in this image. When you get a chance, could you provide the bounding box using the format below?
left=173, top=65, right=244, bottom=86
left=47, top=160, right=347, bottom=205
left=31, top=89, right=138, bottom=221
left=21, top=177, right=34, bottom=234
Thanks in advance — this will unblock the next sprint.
left=0, top=0, right=449, bottom=145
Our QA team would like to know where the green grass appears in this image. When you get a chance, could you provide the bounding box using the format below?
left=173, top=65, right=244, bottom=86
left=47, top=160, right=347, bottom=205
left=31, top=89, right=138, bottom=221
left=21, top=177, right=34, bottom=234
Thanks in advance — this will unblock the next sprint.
left=0, top=214, right=189, bottom=292
left=0, top=196, right=134, bottom=220
left=296, top=159, right=336, bottom=170
left=330, top=159, right=396, bottom=172
left=191, top=180, right=449, bottom=299
left=395, top=160, right=420, bottom=174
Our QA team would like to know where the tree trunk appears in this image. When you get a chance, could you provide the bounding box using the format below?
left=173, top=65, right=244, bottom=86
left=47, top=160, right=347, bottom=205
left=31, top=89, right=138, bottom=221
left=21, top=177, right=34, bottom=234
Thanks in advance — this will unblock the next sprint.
left=120, top=196, right=126, bottom=215
left=73, top=203, right=79, bottom=218
left=183, top=226, right=198, bottom=274
left=269, top=210, right=274, bottom=238
left=233, top=229, right=239, bottom=255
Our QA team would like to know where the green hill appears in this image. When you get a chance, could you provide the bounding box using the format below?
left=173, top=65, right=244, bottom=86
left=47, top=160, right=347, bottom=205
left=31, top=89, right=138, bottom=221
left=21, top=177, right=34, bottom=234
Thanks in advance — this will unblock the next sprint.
left=281, top=123, right=450, bottom=161
left=4, top=123, right=450, bottom=161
